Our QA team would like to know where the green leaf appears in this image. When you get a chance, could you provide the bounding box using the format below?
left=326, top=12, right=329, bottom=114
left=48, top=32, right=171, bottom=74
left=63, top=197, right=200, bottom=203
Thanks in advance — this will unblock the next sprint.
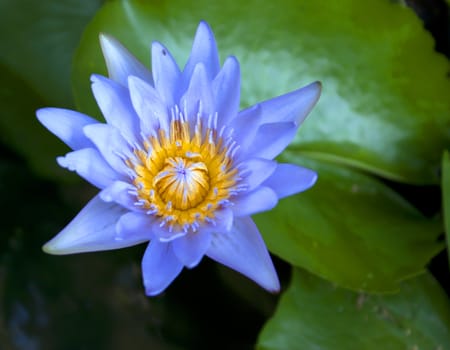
left=255, top=155, right=443, bottom=292
left=73, top=0, right=450, bottom=184
left=442, top=150, right=450, bottom=267
left=0, top=0, right=102, bottom=179
left=257, top=269, right=450, bottom=350
left=0, top=63, right=69, bottom=179
left=0, top=0, right=102, bottom=107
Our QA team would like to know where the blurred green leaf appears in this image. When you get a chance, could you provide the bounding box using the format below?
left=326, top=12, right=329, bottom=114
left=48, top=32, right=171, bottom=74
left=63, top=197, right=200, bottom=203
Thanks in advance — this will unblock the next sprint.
left=0, top=0, right=103, bottom=180
left=0, top=149, right=272, bottom=349
left=0, top=63, right=68, bottom=179
left=256, top=155, right=443, bottom=292
left=442, top=150, right=450, bottom=267
left=257, top=269, right=450, bottom=350
left=0, top=0, right=103, bottom=107
left=0, top=153, right=179, bottom=350
left=73, top=0, right=450, bottom=184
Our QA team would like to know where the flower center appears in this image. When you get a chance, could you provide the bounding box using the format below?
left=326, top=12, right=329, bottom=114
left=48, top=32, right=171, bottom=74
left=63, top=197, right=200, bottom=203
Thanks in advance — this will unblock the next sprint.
left=127, top=109, right=240, bottom=232
left=153, top=157, right=210, bottom=210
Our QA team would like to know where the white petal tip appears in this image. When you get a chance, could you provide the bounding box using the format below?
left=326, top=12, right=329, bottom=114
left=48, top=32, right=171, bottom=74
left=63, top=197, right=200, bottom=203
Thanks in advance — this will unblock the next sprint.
left=42, top=238, right=72, bottom=255
left=99, top=33, right=118, bottom=52
left=42, top=242, right=55, bottom=254
left=251, top=266, right=281, bottom=293
left=264, top=276, right=281, bottom=294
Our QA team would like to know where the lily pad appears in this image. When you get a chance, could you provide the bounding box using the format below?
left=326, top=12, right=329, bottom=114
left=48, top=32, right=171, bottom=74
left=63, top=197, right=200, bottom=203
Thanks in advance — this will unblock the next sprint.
left=73, top=0, right=450, bottom=184
left=257, top=269, right=450, bottom=350
left=442, top=150, right=450, bottom=267
left=0, top=0, right=102, bottom=106
left=255, top=155, right=443, bottom=292
left=0, top=64, right=68, bottom=179
left=0, top=0, right=102, bottom=179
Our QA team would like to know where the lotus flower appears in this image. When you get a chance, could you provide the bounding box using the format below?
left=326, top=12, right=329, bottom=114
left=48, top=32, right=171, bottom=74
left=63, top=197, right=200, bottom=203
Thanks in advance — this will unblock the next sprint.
left=37, top=21, right=321, bottom=296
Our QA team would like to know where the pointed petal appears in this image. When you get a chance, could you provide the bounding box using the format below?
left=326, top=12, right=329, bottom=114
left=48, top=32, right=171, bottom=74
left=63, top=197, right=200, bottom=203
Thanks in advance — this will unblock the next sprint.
left=57, top=148, right=120, bottom=189
left=128, top=76, right=170, bottom=135
left=116, top=211, right=153, bottom=242
left=83, top=124, right=132, bottom=176
left=151, top=41, right=181, bottom=106
left=240, top=158, right=277, bottom=191
left=36, top=108, right=97, bottom=150
left=232, top=187, right=278, bottom=217
left=263, top=164, right=317, bottom=198
left=212, top=56, right=240, bottom=127
left=180, top=63, right=215, bottom=121
left=172, top=230, right=212, bottom=268
left=246, top=122, right=297, bottom=159
left=258, top=81, right=322, bottom=124
left=99, top=33, right=153, bottom=86
left=99, top=181, right=137, bottom=211
left=142, top=241, right=183, bottom=296
left=91, top=75, right=140, bottom=144
left=206, top=217, right=280, bottom=293
left=42, top=194, right=145, bottom=255
left=183, top=21, right=220, bottom=82
left=230, top=105, right=263, bottom=157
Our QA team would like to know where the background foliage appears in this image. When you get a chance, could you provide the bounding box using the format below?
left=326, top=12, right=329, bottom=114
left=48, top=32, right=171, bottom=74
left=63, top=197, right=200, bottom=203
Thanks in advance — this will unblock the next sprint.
left=0, top=0, right=449, bottom=349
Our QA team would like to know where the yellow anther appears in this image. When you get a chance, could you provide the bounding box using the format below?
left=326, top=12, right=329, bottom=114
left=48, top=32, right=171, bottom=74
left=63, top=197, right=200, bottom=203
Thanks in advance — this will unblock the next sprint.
left=127, top=118, right=237, bottom=232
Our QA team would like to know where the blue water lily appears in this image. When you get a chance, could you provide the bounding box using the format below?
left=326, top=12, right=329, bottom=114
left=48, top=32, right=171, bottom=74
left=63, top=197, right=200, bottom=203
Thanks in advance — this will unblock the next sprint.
left=37, top=21, right=321, bottom=296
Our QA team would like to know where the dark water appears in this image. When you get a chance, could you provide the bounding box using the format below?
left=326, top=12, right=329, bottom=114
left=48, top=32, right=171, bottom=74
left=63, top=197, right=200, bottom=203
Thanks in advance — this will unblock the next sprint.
left=0, top=144, right=281, bottom=350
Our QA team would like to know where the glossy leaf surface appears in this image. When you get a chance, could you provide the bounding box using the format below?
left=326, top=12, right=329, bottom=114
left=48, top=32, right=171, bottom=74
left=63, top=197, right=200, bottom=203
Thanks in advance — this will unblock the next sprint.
left=258, top=269, right=450, bottom=350
left=73, top=0, right=450, bottom=184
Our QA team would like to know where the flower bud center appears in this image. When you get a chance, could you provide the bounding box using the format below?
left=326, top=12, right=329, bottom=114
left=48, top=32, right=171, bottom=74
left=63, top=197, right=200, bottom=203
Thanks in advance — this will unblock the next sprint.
left=154, top=157, right=210, bottom=210
left=127, top=111, right=242, bottom=233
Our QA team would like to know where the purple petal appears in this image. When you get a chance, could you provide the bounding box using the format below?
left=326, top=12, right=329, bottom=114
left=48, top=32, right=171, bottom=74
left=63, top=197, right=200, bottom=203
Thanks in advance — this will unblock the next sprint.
left=211, top=208, right=234, bottom=233
left=180, top=63, right=215, bottom=121
left=263, top=164, right=317, bottom=198
left=42, top=194, right=145, bottom=254
left=57, top=148, right=120, bottom=189
left=240, top=158, right=277, bottom=191
left=141, top=241, right=183, bottom=296
left=182, top=21, right=220, bottom=83
left=230, top=105, right=263, bottom=158
left=128, top=76, right=170, bottom=136
left=245, top=122, right=297, bottom=159
left=172, top=230, right=212, bottom=268
left=232, top=187, right=278, bottom=217
left=206, top=217, right=280, bottom=293
left=99, top=181, right=137, bottom=211
left=258, top=81, right=322, bottom=124
left=116, top=211, right=153, bottom=242
left=212, top=56, right=240, bottom=127
left=36, top=108, right=97, bottom=150
left=99, top=33, right=153, bottom=86
left=83, top=124, right=132, bottom=176
left=91, top=75, right=140, bottom=144
left=151, top=41, right=182, bottom=106
left=150, top=220, right=188, bottom=242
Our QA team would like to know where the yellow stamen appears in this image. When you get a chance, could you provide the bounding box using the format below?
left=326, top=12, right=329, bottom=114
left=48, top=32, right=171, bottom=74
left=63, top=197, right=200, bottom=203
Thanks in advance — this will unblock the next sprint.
left=127, top=115, right=238, bottom=232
